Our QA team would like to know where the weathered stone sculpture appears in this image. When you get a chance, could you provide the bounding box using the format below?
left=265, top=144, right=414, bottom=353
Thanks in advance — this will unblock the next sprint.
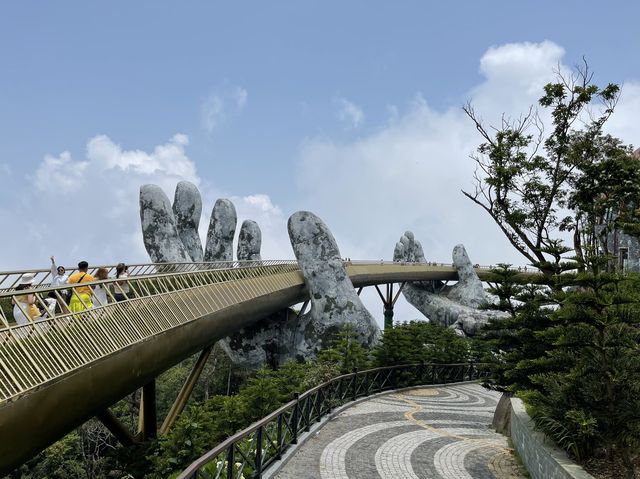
left=140, top=183, right=379, bottom=369
left=140, top=185, right=191, bottom=263
left=140, top=182, right=247, bottom=264
left=289, top=211, right=379, bottom=349
left=237, top=220, right=262, bottom=261
left=218, top=309, right=303, bottom=369
left=204, top=199, right=237, bottom=262
left=394, top=231, right=508, bottom=335
left=173, top=181, right=204, bottom=262
left=220, top=211, right=380, bottom=369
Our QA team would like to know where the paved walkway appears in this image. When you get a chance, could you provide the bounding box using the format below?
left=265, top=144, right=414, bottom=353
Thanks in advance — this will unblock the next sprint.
left=275, top=383, right=524, bottom=479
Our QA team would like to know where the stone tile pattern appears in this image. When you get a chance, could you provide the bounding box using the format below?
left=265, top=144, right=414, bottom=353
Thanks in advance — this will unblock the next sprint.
left=275, top=383, right=524, bottom=479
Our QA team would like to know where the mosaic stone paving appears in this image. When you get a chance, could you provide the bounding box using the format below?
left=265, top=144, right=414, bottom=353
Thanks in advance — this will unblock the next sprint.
left=275, top=383, right=525, bottom=479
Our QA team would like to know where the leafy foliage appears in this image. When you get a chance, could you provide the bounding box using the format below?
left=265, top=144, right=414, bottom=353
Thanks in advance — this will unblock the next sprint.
left=468, top=63, right=640, bottom=475
left=372, top=321, right=485, bottom=366
left=318, top=323, right=371, bottom=372
left=463, top=62, right=628, bottom=275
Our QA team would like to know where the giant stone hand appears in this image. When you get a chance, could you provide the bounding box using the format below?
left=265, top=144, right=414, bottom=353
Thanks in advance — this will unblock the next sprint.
left=140, top=184, right=379, bottom=369
left=221, top=211, right=380, bottom=369
left=288, top=211, right=380, bottom=350
left=394, top=231, right=508, bottom=335
left=140, top=182, right=253, bottom=264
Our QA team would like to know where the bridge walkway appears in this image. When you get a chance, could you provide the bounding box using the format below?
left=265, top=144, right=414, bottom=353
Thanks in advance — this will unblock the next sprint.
left=0, top=260, right=507, bottom=473
left=274, top=383, right=524, bottom=479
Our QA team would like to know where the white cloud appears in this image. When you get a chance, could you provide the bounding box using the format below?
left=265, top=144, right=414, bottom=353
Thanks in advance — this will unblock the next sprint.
left=35, top=151, right=89, bottom=193
left=335, top=97, right=364, bottom=128
left=201, top=85, right=249, bottom=133
left=6, top=132, right=292, bottom=270
left=234, top=87, right=248, bottom=110
left=4, top=135, right=201, bottom=269
left=605, top=81, right=640, bottom=147
left=295, top=40, right=640, bottom=326
left=202, top=94, right=225, bottom=133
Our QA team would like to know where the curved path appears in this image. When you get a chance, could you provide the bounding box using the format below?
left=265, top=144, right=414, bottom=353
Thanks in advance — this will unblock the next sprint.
left=275, top=384, right=524, bottom=479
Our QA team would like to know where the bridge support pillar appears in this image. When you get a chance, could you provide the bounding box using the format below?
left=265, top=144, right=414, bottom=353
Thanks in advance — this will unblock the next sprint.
left=96, top=409, right=138, bottom=446
left=383, top=304, right=394, bottom=330
left=140, top=380, right=157, bottom=440
left=160, top=345, right=213, bottom=435
left=374, top=282, right=406, bottom=330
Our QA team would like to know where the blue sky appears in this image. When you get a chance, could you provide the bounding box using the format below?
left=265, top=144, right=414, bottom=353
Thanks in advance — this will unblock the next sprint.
left=1, top=2, right=640, bottom=321
left=3, top=1, right=639, bottom=196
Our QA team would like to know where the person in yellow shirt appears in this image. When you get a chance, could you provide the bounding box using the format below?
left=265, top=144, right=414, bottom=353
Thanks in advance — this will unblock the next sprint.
left=67, top=261, right=95, bottom=312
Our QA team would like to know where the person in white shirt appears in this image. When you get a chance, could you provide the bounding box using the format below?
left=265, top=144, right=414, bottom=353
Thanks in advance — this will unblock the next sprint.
left=50, top=256, right=70, bottom=304
left=50, top=256, right=69, bottom=286
left=92, top=268, right=110, bottom=308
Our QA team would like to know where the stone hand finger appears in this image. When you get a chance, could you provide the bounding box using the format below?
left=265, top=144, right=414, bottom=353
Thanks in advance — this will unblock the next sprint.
left=446, top=244, right=486, bottom=308
left=237, top=220, right=262, bottom=261
left=204, top=199, right=237, bottom=262
left=140, top=184, right=190, bottom=263
left=173, top=181, right=204, bottom=262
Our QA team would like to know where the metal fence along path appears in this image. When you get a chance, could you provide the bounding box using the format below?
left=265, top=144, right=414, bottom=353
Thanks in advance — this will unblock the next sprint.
left=178, top=363, right=488, bottom=479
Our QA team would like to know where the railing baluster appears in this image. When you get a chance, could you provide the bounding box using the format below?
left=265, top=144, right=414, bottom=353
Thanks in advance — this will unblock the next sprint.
left=291, top=393, right=299, bottom=445
left=226, top=443, right=234, bottom=479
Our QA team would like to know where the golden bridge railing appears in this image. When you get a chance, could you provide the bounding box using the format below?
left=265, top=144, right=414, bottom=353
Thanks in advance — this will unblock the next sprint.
left=0, top=260, right=302, bottom=403
left=0, top=260, right=298, bottom=292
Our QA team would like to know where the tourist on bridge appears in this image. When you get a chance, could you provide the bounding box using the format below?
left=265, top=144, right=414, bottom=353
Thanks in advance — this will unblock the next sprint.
left=67, top=261, right=95, bottom=312
left=49, top=256, right=70, bottom=304
left=114, top=263, right=129, bottom=301
left=11, top=273, right=56, bottom=326
left=92, top=268, right=110, bottom=308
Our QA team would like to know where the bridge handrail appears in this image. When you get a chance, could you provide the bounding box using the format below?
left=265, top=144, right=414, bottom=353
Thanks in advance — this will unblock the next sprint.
left=178, top=362, right=489, bottom=479
left=0, top=259, right=527, bottom=405
left=0, top=260, right=300, bottom=292
left=0, top=261, right=303, bottom=402
left=0, top=261, right=300, bottom=326
left=0, top=259, right=529, bottom=294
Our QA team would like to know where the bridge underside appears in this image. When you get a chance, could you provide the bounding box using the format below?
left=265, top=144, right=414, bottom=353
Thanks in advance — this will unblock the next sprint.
left=0, top=263, right=463, bottom=473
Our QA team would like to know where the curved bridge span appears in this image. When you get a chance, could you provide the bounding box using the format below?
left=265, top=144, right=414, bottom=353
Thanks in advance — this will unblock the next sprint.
left=0, top=260, right=495, bottom=472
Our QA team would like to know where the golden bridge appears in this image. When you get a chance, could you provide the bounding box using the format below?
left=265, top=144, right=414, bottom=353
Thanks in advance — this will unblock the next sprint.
left=0, top=259, right=498, bottom=473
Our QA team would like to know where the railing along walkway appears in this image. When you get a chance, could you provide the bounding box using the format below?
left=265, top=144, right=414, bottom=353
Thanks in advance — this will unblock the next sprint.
left=0, top=260, right=291, bottom=292
left=0, top=260, right=301, bottom=403
left=0, top=259, right=522, bottom=405
left=178, top=363, right=487, bottom=479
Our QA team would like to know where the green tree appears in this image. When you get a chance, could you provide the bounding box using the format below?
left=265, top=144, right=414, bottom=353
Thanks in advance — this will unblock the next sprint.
left=318, top=324, right=371, bottom=373
left=522, top=260, right=640, bottom=476
left=372, top=321, right=472, bottom=366
left=566, top=133, right=640, bottom=269
left=463, top=62, right=620, bottom=276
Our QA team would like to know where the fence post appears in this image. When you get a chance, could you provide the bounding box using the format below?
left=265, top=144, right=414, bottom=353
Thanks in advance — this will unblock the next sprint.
left=352, top=369, right=358, bottom=401
left=418, top=361, right=424, bottom=385
left=304, top=395, right=311, bottom=432
left=226, top=444, right=234, bottom=479
left=291, top=392, right=300, bottom=444
left=276, top=413, right=283, bottom=459
left=316, top=389, right=323, bottom=422
left=255, top=426, right=263, bottom=478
